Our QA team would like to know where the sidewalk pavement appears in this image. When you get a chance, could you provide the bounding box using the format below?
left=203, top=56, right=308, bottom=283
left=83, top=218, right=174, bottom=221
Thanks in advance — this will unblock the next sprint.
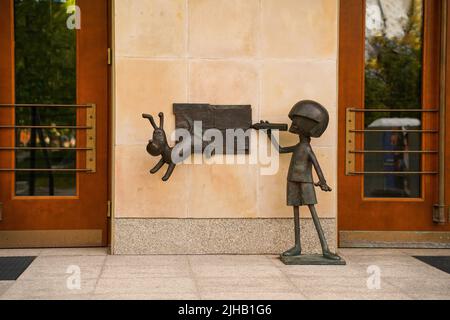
left=0, top=248, right=449, bottom=300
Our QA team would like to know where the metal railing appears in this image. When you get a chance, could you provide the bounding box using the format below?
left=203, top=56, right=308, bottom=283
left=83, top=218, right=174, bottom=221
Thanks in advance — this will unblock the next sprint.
left=0, top=103, right=96, bottom=173
left=345, top=108, right=439, bottom=176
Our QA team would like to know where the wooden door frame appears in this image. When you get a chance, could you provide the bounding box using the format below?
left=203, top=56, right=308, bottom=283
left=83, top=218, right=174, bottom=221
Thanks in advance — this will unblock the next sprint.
left=0, top=0, right=112, bottom=248
left=445, top=0, right=450, bottom=230
left=338, top=0, right=450, bottom=247
left=0, top=1, right=15, bottom=213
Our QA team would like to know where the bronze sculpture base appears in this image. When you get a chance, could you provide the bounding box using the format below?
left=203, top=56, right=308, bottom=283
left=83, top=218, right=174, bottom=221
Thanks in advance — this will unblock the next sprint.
left=281, top=254, right=346, bottom=266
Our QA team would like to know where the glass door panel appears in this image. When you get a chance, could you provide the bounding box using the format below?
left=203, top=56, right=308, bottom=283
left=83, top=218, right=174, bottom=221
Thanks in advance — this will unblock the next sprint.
left=364, top=0, right=424, bottom=198
left=14, top=0, right=77, bottom=196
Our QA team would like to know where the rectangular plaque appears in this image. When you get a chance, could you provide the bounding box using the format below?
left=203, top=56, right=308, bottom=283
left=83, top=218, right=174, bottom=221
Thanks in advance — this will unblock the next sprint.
left=174, top=104, right=252, bottom=154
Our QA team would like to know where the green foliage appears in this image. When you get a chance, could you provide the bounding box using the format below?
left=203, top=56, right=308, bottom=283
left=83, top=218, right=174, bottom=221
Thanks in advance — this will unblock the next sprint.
left=13, top=0, right=77, bottom=196
left=365, top=1, right=423, bottom=127
left=14, top=0, right=77, bottom=125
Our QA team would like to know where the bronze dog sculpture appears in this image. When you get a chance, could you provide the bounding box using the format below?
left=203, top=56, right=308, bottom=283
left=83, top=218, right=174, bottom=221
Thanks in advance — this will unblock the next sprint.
left=142, top=113, right=177, bottom=181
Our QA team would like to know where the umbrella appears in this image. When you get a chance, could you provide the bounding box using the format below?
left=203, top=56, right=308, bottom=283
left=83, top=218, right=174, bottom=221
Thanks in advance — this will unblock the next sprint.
left=368, top=117, right=421, bottom=128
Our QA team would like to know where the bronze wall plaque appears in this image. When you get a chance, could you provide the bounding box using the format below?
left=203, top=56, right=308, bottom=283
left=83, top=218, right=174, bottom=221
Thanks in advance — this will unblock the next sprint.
left=173, top=104, right=252, bottom=155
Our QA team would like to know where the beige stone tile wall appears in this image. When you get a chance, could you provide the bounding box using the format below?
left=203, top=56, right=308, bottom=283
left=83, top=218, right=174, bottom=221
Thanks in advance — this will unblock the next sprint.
left=114, top=0, right=339, bottom=219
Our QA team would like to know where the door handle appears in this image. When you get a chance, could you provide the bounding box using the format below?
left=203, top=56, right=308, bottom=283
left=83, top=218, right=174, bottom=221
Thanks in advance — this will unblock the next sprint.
left=0, top=202, right=3, bottom=221
left=345, top=109, right=356, bottom=175
left=345, top=108, right=439, bottom=176
left=86, top=104, right=96, bottom=173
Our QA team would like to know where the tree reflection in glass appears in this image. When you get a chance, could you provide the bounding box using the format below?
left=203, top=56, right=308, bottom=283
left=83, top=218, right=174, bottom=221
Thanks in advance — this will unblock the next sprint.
left=364, top=0, right=423, bottom=198
left=14, top=0, right=77, bottom=196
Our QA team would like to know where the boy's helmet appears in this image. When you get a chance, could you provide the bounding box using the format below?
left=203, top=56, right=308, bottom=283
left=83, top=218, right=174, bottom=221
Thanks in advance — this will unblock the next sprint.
left=289, top=100, right=329, bottom=138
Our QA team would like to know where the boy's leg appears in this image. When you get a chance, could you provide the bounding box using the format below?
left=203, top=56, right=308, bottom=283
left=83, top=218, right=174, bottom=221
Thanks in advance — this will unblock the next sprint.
left=294, top=206, right=301, bottom=251
left=282, top=206, right=302, bottom=256
left=308, top=205, right=341, bottom=260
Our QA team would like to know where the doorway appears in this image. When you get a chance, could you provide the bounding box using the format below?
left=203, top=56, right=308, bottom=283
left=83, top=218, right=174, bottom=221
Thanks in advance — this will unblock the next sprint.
left=338, top=0, right=450, bottom=247
left=0, top=0, right=110, bottom=248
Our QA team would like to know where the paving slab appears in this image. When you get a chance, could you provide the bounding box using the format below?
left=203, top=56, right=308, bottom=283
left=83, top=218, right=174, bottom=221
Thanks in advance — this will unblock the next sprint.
left=278, top=264, right=368, bottom=278
left=342, top=254, right=421, bottom=266
left=101, top=264, right=191, bottom=279
left=0, top=249, right=42, bottom=257
left=338, top=249, right=407, bottom=256
left=200, top=292, right=307, bottom=300
left=94, top=277, right=197, bottom=296
left=1, top=278, right=97, bottom=300
left=195, top=277, right=298, bottom=295
left=385, top=277, right=450, bottom=296
left=190, top=264, right=285, bottom=279
left=304, top=291, right=412, bottom=300
left=0, top=248, right=448, bottom=300
left=40, top=248, right=108, bottom=256
left=0, top=282, right=14, bottom=296
left=91, top=293, right=200, bottom=300
left=289, top=276, right=402, bottom=296
left=19, top=264, right=103, bottom=281
left=30, top=255, right=106, bottom=268
left=106, top=255, right=189, bottom=267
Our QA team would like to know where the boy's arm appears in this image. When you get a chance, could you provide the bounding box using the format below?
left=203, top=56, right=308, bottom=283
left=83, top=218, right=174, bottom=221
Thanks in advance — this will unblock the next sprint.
left=268, top=132, right=296, bottom=154
left=309, top=149, right=332, bottom=192
left=254, top=121, right=295, bottom=154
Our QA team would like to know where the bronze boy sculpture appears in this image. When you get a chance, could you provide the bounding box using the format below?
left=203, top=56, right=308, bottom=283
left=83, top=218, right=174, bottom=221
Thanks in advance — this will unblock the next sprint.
left=143, top=101, right=344, bottom=264
left=258, top=100, right=344, bottom=264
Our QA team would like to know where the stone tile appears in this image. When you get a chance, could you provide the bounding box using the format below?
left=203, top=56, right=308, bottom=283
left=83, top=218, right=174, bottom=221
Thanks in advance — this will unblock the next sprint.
left=189, top=60, right=259, bottom=119
left=106, top=255, right=189, bottom=267
left=39, top=248, right=108, bottom=256
left=101, top=264, right=191, bottom=279
left=44, top=295, right=93, bottom=300
left=91, top=293, right=199, bottom=300
left=261, top=0, right=338, bottom=59
left=1, top=295, right=93, bottom=301
left=2, top=252, right=448, bottom=300
left=94, top=277, right=197, bottom=295
left=114, top=220, right=190, bottom=254
left=188, top=164, right=258, bottom=218
left=344, top=255, right=423, bottom=267
left=279, top=264, right=366, bottom=279
left=115, top=58, right=187, bottom=145
left=407, top=294, right=450, bottom=300
left=189, top=0, right=259, bottom=58
left=113, top=219, right=336, bottom=255
left=196, top=277, right=297, bottom=294
left=0, top=282, right=14, bottom=296
left=402, top=249, right=450, bottom=256
left=338, top=249, right=407, bottom=257
left=19, top=265, right=103, bottom=281
left=304, top=291, right=412, bottom=300
left=17, top=255, right=105, bottom=281
left=190, top=262, right=284, bottom=279
left=366, top=265, right=450, bottom=279
left=115, top=145, right=190, bottom=218
left=189, top=255, right=275, bottom=267
left=290, top=276, right=402, bottom=297
left=115, top=0, right=186, bottom=58
left=0, top=249, right=42, bottom=257
left=1, top=279, right=97, bottom=299
left=29, top=255, right=106, bottom=268
left=200, top=292, right=307, bottom=300
left=180, top=220, right=295, bottom=255
left=384, top=277, right=450, bottom=296
left=261, top=61, right=337, bottom=119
